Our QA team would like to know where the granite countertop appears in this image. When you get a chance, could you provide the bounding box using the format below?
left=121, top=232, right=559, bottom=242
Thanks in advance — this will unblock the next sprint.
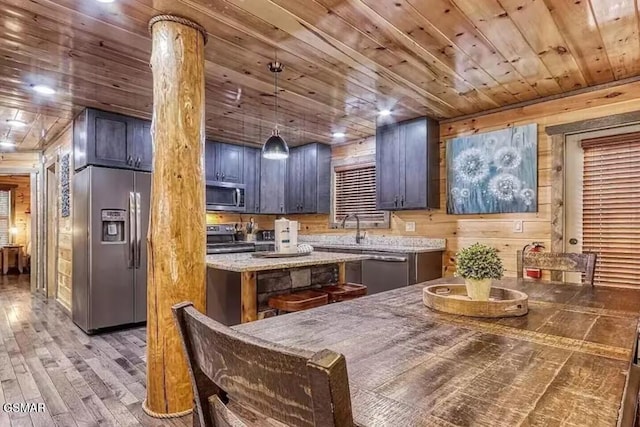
left=206, top=252, right=371, bottom=272
left=298, top=234, right=446, bottom=254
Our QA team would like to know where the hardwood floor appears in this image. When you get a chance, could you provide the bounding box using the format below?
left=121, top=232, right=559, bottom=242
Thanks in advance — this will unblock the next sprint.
left=0, top=275, right=192, bottom=427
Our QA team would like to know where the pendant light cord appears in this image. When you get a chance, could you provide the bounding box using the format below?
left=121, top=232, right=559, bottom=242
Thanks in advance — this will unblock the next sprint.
left=274, top=52, right=279, bottom=130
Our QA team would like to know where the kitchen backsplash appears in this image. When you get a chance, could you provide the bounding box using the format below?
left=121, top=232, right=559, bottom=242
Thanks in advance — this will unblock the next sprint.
left=299, top=234, right=446, bottom=248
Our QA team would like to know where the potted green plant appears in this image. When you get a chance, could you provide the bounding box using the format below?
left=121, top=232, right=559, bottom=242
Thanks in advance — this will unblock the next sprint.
left=456, top=243, right=504, bottom=301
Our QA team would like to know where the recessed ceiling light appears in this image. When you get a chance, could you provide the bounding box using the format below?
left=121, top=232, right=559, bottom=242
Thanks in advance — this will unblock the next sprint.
left=32, top=85, right=56, bottom=95
left=6, top=119, right=26, bottom=128
left=96, top=0, right=115, bottom=3
left=332, top=132, right=346, bottom=138
left=0, top=141, right=16, bottom=148
left=378, top=109, right=392, bottom=117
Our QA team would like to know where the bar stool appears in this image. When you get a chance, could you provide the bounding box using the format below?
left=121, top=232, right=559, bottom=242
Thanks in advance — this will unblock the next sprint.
left=268, top=290, right=328, bottom=314
left=321, top=283, right=367, bottom=303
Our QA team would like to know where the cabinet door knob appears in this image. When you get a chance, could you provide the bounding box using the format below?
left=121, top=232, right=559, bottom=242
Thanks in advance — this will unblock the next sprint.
left=400, top=196, right=404, bottom=207
left=216, top=172, right=219, bottom=180
left=394, top=195, right=398, bottom=207
left=221, top=173, right=225, bottom=180
left=136, top=157, right=141, bottom=167
left=127, top=155, right=133, bottom=165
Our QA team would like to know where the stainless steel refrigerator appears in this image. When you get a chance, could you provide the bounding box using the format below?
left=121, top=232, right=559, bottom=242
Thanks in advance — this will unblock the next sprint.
left=72, top=166, right=150, bottom=333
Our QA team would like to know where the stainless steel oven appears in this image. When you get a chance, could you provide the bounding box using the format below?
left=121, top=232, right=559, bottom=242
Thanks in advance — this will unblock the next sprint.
left=206, top=181, right=245, bottom=212
left=206, top=224, right=255, bottom=254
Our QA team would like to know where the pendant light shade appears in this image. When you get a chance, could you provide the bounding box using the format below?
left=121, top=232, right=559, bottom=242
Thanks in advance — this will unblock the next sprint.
left=262, top=59, right=289, bottom=159
left=262, top=128, right=289, bottom=159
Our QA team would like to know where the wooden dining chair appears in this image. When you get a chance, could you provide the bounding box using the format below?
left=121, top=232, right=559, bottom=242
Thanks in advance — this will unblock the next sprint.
left=172, top=302, right=354, bottom=427
left=516, top=250, right=597, bottom=285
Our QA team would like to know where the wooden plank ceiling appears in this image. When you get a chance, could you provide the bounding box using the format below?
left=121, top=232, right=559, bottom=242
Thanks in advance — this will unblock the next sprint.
left=0, top=0, right=638, bottom=150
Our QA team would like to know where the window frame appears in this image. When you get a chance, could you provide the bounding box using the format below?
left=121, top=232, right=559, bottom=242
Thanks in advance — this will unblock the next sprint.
left=0, top=186, right=16, bottom=246
left=329, top=155, right=389, bottom=230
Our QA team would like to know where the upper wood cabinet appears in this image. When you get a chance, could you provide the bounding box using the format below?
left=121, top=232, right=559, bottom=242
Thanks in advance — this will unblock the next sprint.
left=74, top=108, right=152, bottom=172
left=243, top=146, right=261, bottom=214
left=260, top=156, right=286, bottom=214
left=205, top=141, right=244, bottom=183
left=376, top=117, right=439, bottom=210
left=135, top=119, right=153, bottom=172
left=286, top=143, right=331, bottom=214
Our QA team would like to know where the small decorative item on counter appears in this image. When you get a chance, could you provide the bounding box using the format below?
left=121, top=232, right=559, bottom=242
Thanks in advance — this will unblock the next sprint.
left=297, top=244, right=313, bottom=254
left=246, top=217, right=257, bottom=242
left=456, top=243, right=504, bottom=301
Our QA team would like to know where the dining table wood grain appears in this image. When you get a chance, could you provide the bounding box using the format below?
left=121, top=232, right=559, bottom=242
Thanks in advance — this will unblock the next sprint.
left=234, top=277, right=640, bottom=427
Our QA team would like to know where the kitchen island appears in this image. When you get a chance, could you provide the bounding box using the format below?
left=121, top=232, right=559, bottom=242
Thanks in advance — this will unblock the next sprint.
left=235, top=277, right=640, bottom=426
left=205, top=252, right=371, bottom=324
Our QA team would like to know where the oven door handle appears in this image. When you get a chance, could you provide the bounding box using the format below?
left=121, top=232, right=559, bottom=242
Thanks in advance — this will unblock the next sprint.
left=367, top=255, right=407, bottom=262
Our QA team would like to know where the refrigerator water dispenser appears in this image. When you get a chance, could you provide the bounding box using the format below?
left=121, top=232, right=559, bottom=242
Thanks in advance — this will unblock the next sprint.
left=101, top=209, right=126, bottom=243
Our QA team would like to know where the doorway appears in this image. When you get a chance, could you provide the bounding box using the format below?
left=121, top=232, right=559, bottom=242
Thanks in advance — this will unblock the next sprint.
left=45, top=164, right=58, bottom=298
left=564, top=123, right=640, bottom=286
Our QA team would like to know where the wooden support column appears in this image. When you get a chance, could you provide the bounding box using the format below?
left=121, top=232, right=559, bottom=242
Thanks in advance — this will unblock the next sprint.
left=338, top=262, right=346, bottom=284
left=145, top=15, right=207, bottom=417
left=240, top=271, right=257, bottom=323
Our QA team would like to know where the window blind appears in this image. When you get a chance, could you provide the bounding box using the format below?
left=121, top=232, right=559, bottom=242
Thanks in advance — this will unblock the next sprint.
left=581, top=132, right=640, bottom=287
left=0, top=190, right=10, bottom=246
left=334, top=164, right=386, bottom=223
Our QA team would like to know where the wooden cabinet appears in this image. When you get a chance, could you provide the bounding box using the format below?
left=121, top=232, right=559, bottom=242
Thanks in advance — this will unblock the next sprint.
left=73, top=108, right=153, bottom=172
left=286, top=143, right=331, bottom=213
left=376, top=117, right=439, bottom=210
left=260, top=157, right=286, bottom=214
left=286, top=147, right=304, bottom=212
left=376, top=124, right=401, bottom=210
left=243, top=146, right=261, bottom=213
left=205, top=141, right=244, bottom=183
left=134, top=120, right=153, bottom=172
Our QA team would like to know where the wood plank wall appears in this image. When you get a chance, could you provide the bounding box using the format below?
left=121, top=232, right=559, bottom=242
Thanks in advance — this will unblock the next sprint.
left=44, top=126, right=73, bottom=310
left=0, top=152, right=40, bottom=170
left=292, top=81, right=640, bottom=277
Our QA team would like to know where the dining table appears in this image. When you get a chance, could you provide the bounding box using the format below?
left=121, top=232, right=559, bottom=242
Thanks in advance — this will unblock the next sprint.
left=234, top=277, right=640, bottom=427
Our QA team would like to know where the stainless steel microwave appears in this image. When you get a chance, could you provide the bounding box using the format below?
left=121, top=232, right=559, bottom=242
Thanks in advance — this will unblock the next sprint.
left=206, top=181, right=246, bottom=212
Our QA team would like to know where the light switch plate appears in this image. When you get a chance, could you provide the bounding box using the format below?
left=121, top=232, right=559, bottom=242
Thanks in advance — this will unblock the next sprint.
left=513, top=220, right=523, bottom=233
left=405, top=222, right=416, bottom=232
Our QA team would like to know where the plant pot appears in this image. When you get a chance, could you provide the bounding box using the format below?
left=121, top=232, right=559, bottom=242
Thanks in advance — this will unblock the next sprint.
left=464, top=278, right=492, bottom=301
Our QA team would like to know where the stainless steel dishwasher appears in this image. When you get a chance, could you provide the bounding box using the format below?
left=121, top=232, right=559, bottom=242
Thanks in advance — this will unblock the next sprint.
left=313, top=246, right=443, bottom=294
left=361, top=252, right=410, bottom=294
left=361, top=251, right=443, bottom=294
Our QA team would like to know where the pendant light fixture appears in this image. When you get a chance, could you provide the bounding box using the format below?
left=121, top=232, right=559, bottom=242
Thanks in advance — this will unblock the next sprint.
left=262, top=55, right=289, bottom=159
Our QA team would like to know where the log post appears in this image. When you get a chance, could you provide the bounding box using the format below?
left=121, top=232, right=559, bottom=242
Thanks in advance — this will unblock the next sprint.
left=145, top=15, right=207, bottom=417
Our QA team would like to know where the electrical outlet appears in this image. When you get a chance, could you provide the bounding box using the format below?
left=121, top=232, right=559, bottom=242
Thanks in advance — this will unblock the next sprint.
left=405, top=221, right=416, bottom=232
left=513, top=220, right=523, bottom=233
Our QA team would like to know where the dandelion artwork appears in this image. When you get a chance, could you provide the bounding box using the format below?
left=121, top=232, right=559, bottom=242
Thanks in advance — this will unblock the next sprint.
left=447, top=124, right=537, bottom=214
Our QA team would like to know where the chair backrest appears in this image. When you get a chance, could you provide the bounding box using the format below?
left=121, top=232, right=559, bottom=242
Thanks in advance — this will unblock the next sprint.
left=516, top=250, right=597, bottom=285
left=172, top=302, right=354, bottom=427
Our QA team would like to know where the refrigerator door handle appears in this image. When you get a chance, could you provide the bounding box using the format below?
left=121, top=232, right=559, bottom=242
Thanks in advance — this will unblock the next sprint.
left=128, top=192, right=135, bottom=268
left=135, top=192, right=142, bottom=268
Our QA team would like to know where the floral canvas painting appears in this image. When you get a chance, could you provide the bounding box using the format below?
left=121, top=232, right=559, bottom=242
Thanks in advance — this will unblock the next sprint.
left=447, top=124, right=537, bottom=214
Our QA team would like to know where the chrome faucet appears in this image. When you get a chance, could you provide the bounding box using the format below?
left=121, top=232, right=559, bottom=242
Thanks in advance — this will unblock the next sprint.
left=340, top=214, right=363, bottom=244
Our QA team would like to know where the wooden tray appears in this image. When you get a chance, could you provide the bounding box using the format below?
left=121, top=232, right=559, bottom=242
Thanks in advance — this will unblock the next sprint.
left=423, top=284, right=528, bottom=318
left=252, top=251, right=312, bottom=258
